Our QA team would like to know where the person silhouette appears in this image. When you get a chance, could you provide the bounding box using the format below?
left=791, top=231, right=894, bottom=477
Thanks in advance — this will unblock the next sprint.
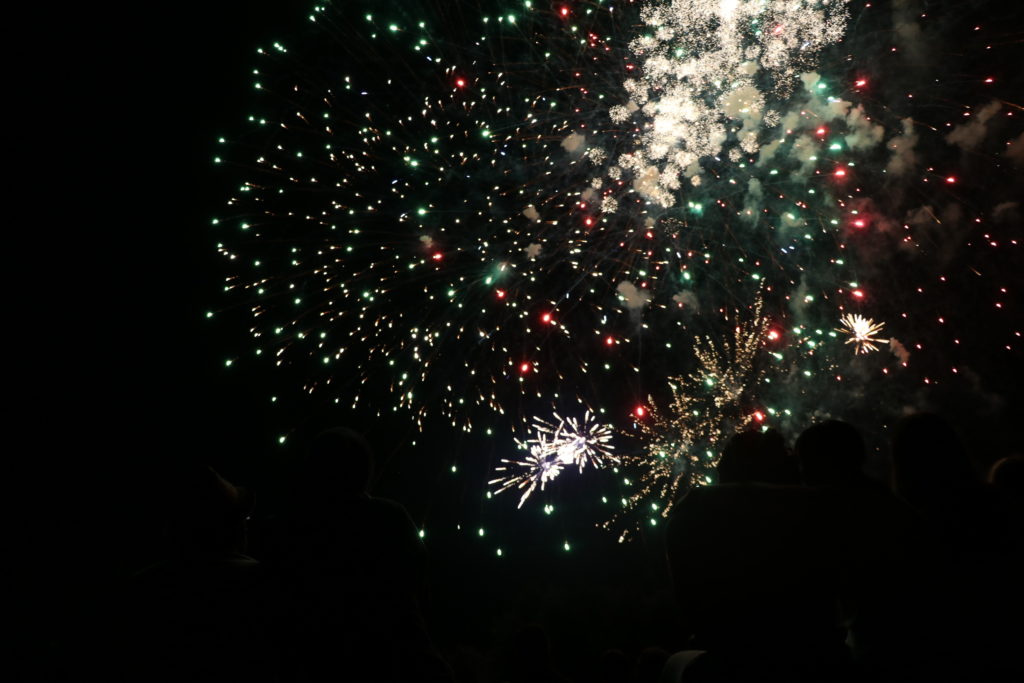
left=796, top=420, right=930, bottom=680
left=716, top=428, right=798, bottom=485
left=890, top=413, right=1014, bottom=680
left=664, top=429, right=849, bottom=682
left=111, top=463, right=278, bottom=682
left=266, top=427, right=451, bottom=682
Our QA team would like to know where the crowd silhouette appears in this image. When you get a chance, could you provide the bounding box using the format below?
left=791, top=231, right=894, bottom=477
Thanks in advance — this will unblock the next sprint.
left=63, top=412, right=1021, bottom=682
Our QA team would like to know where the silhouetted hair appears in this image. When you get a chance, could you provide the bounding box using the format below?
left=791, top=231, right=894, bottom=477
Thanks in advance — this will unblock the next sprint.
left=301, top=426, right=375, bottom=496
left=717, top=428, right=793, bottom=484
left=164, top=464, right=252, bottom=552
left=795, top=419, right=865, bottom=487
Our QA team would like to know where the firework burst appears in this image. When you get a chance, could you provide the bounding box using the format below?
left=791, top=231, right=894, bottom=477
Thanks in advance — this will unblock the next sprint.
left=490, top=409, right=616, bottom=508
left=838, top=314, right=888, bottom=355
left=525, top=410, right=617, bottom=471
left=489, top=444, right=565, bottom=510
left=605, top=298, right=770, bottom=540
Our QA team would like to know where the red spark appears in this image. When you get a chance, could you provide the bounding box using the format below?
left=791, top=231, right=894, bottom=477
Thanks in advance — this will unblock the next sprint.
left=634, top=405, right=646, bottom=418
left=432, top=252, right=443, bottom=261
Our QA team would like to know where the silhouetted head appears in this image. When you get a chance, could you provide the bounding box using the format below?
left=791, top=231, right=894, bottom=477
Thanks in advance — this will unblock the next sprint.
left=988, top=454, right=1024, bottom=496
left=795, top=420, right=865, bottom=487
left=630, top=647, right=669, bottom=683
left=891, top=413, right=974, bottom=505
left=300, top=427, right=375, bottom=497
left=717, top=428, right=794, bottom=484
left=163, top=464, right=252, bottom=554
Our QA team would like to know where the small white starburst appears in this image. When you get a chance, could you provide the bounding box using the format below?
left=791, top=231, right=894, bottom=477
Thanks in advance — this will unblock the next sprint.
left=838, top=313, right=889, bottom=354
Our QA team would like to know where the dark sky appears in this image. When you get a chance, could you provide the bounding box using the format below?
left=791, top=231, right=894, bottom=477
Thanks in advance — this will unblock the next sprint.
left=58, top=3, right=300, bottom=459
left=31, top=1, right=309, bottom=645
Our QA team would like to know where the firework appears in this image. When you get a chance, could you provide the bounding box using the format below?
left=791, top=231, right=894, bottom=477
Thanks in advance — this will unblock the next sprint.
left=491, top=409, right=616, bottom=507
left=605, top=298, right=769, bottom=539
left=594, top=0, right=851, bottom=209
left=521, top=410, right=617, bottom=471
left=489, top=443, right=564, bottom=510
left=838, top=314, right=888, bottom=355
left=215, top=1, right=867, bottom=436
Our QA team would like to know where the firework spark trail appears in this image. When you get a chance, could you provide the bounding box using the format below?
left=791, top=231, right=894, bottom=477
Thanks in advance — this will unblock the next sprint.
left=604, top=297, right=769, bottom=539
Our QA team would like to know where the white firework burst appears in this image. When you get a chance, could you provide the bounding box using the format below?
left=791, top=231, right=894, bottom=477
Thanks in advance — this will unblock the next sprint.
left=489, top=410, right=616, bottom=507
left=838, top=313, right=889, bottom=354
left=525, top=410, right=617, bottom=471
